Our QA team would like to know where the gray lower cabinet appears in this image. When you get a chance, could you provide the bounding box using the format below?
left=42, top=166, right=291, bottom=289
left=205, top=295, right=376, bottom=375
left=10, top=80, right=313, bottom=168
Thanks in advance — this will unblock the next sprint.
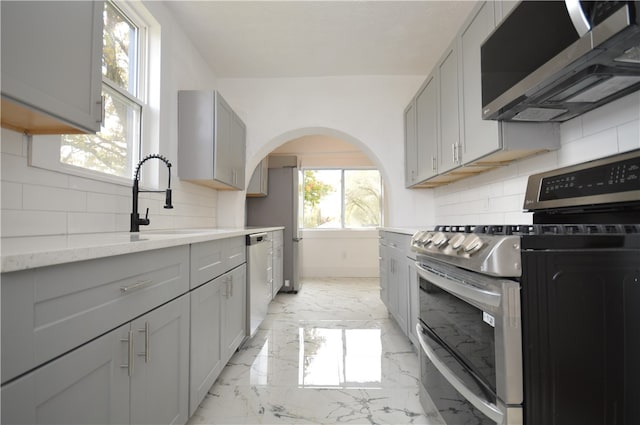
left=130, top=295, right=190, bottom=425
left=1, top=294, right=190, bottom=425
left=1, top=234, right=252, bottom=425
left=378, top=231, right=411, bottom=337
left=189, top=263, right=246, bottom=416
left=1, top=323, right=130, bottom=425
left=0, top=0, right=103, bottom=134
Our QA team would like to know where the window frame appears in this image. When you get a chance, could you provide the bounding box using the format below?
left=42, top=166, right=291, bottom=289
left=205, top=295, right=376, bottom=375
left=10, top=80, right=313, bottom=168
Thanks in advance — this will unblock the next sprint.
left=301, top=167, right=383, bottom=230
left=29, top=0, right=159, bottom=188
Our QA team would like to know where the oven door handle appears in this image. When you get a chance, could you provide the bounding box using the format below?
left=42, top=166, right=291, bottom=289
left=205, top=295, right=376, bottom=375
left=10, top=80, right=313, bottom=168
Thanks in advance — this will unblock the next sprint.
left=415, top=261, right=501, bottom=309
left=416, top=323, right=504, bottom=424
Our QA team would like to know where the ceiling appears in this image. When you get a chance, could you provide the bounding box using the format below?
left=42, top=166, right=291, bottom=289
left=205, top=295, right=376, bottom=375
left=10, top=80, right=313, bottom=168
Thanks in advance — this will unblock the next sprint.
left=164, top=1, right=479, bottom=78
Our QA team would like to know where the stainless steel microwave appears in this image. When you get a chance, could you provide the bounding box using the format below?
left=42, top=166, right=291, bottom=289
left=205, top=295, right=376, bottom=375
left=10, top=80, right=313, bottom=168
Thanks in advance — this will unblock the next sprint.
left=481, top=1, right=640, bottom=122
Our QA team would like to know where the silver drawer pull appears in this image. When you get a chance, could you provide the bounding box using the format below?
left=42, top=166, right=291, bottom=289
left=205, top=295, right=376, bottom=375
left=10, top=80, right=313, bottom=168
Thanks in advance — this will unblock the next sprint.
left=137, top=322, right=150, bottom=363
left=120, top=279, right=153, bottom=293
left=120, top=330, right=134, bottom=377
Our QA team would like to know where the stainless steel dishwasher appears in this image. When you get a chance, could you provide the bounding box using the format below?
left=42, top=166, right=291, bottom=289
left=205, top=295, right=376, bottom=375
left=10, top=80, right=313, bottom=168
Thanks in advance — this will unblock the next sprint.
left=246, top=232, right=271, bottom=337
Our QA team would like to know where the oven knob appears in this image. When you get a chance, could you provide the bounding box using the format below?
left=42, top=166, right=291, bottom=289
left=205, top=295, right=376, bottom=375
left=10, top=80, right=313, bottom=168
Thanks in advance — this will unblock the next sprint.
left=449, top=233, right=466, bottom=250
left=462, top=234, right=484, bottom=254
left=431, top=232, right=448, bottom=247
left=420, top=232, right=434, bottom=246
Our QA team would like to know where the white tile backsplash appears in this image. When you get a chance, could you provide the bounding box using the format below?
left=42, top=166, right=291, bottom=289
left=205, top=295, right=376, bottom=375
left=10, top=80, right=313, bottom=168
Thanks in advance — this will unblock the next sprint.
left=1, top=128, right=219, bottom=237
left=434, top=93, right=640, bottom=225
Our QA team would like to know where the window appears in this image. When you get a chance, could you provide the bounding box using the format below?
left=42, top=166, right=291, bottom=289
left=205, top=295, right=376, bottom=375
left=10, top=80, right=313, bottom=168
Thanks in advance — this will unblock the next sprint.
left=60, top=1, right=145, bottom=179
left=302, top=169, right=382, bottom=229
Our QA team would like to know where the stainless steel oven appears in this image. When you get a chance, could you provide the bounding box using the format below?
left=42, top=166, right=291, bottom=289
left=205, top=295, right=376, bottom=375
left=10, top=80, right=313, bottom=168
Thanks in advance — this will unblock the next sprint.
left=412, top=149, right=640, bottom=425
left=415, top=243, right=523, bottom=424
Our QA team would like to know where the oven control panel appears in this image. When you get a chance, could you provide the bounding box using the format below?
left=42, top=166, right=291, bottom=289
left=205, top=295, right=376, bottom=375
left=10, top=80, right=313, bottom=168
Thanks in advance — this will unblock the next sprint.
left=524, top=149, right=639, bottom=211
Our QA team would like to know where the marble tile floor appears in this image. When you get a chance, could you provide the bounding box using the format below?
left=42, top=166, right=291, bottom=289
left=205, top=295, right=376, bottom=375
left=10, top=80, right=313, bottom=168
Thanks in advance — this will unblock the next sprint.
left=187, top=277, right=437, bottom=425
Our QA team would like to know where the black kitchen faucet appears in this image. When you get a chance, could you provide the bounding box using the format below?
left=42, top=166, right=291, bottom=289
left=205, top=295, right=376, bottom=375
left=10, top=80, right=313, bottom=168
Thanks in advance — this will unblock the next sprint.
left=130, top=154, right=173, bottom=232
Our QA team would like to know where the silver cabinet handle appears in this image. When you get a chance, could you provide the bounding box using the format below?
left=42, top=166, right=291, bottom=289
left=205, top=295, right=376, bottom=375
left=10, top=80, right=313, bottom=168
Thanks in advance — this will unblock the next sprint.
left=120, top=330, right=134, bottom=377
left=121, top=279, right=153, bottom=293
left=229, top=275, right=233, bottom=298
left=416, top=324, right=503, bottom=424
left=138, top=322, right=150, bottom=363
left=432, top=156, right=437, bottom=172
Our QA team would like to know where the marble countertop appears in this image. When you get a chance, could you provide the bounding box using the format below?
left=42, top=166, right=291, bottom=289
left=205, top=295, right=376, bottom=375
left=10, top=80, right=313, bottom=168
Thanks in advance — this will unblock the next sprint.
left=1, top=227, right=284, bottom=273
left=379, top=226, right=427, bottom=236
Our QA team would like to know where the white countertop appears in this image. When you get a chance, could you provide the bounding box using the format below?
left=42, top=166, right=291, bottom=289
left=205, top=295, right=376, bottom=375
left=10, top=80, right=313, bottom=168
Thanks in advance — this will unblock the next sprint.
left=1, top=227, right=284, bottom=273
left=379, top=227, right=424, bottom=236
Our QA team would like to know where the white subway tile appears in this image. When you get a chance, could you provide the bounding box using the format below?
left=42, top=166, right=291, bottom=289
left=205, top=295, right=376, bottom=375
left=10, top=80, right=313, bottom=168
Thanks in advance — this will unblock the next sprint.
left=1, top=182, right=22, bottom=209
left=68, top=175, right=125, bottom=195
left=581, top=92, right=640, bottom=137
left=86, top=192, right=130, bottom=214
left=558, top=129, right=618, bottom=167
left=1, top=210, right=67, bottom=236
left=67, top=213, right=116, bottom=234
left=503, top=176, right=528, bottom=196
left=23, top=184, right=86, bottom=212
left=1, top=129, right=27, bottom=156
left=617, top=120, right=640, bottom=152
left=2, top=153, right=69, bottom=187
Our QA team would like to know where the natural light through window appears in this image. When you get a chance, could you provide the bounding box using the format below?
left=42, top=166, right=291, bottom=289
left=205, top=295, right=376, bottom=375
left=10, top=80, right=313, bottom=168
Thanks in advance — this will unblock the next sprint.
left=60, top=1, right=144, bottom=179
left=302, top=169, right=382, bottom=229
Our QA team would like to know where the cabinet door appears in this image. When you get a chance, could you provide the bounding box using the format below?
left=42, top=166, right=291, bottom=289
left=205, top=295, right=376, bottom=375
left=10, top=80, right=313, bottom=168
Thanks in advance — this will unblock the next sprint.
left=247, top=158, right=269, bottom=196
left=415, top=75, right=439, bottom=181
left=189, top=276, right=224, bottom=416
left=438, top=44, right=461, bottom=173
left=404, top=101, right=418, bottom=187
left=460, top=1, right=501, bottom=164
left=230, top=112, right=247, bottom=189
left=223, top=265, right=247, bottom=362
left=214, top=93, right=234, bottom=187
left=0, top=1, right=103, bottom=134
left=1, top=324, right=129, bottom=425
left=378, top=236, right=390, bottom=308
left=130, top=295, right=189, bottom=425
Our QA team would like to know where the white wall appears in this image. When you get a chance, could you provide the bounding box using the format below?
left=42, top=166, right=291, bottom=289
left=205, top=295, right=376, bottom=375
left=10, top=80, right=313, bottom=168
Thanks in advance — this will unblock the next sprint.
left=217, top=76, right=437, bottom=229
left=300, top=229, right=379, bottom=278
left=1, top=1, right=223, bottom=237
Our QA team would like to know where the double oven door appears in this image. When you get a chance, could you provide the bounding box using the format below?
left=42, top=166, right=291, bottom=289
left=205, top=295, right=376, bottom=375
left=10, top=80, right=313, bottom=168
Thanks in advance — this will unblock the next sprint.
left=415, top=257, right=522, bottom=425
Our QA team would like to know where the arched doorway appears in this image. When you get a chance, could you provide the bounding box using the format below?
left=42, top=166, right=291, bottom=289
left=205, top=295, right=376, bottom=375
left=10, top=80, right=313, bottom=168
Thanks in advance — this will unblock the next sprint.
left=246, top=128, right=385, bottom=280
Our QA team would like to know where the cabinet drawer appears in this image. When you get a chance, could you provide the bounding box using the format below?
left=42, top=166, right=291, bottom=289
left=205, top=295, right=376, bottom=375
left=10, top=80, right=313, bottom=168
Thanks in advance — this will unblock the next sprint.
left=1, top=246, right=189, bottom=384
left=191, top=237, right=246, bottom=289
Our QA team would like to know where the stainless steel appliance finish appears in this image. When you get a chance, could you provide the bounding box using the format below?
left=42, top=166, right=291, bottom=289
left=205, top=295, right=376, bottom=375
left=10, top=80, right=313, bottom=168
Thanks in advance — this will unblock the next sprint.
left=246, top=232, right=271, bottom=337
left=481, top=1, right=640, bottom=122
left=246, top=164, right=303, bottom=293
left=413, top=149, right=640, bottom=424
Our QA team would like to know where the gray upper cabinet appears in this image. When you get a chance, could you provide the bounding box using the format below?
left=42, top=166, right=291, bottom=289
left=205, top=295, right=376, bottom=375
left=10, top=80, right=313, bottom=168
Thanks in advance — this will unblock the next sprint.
left=459, top=1, right=500, bottom=164
left=438, top=43, right=461, bottom=174
left=178, top=91, right=246, bottom=190
left=415, top=75, right=439, bottom=183
left=247, top=157, right=269, bottom=197
left=405, top=0, right=560, bottom=188
left=404, top=102, right=418, bottom=187
left=0, top=1, right=103, bottom=134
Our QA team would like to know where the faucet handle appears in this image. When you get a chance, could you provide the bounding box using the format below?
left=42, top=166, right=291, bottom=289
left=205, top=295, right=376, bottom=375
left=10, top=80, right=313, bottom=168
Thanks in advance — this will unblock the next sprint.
left=139, top=208, right=150, bottom=226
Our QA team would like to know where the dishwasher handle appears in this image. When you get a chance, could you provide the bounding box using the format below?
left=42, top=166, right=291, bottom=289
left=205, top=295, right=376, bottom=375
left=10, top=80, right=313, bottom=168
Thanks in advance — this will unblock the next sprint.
left=247, top=232, right=269, bottom=245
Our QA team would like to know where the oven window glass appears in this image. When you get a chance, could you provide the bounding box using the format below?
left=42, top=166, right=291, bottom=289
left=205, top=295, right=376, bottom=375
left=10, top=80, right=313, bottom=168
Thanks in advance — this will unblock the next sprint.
left=420, top=276, right=496, bottom=392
